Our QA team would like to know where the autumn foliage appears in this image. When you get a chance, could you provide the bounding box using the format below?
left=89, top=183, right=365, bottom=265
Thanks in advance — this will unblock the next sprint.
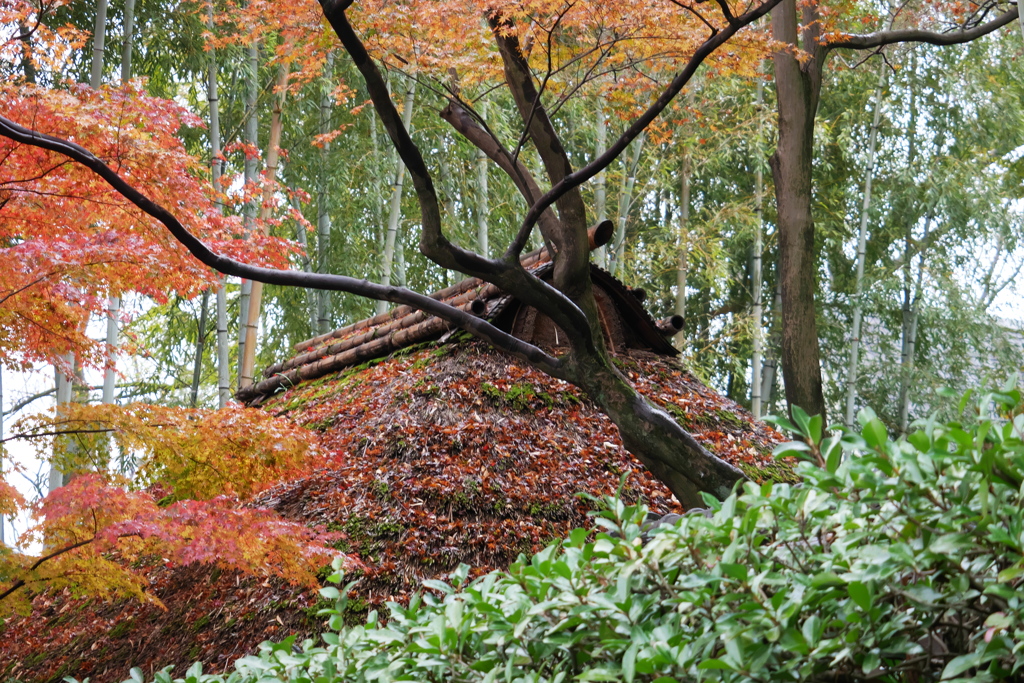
left=0, top=402, right=349, bottom=618
left=15, top=402, right=318, bottom=500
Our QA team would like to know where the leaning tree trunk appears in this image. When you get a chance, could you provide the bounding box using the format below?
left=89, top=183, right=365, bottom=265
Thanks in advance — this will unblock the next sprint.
left=843, top=61, right=886, bottom=427
left=769, top=0, right=826, bottom=421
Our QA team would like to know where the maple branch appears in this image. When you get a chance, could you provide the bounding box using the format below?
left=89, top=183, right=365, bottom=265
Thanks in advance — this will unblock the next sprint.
left=0, top=273, right=54, bottom=306
left=0, top=536, right=96, bottom=604
left=439, top=101, right=563, bottom=244
left=491, top=17, right=591, bottom=264
left=0, top=427, right=114, bottom=444
left=824, top=6, right=1018, bottom=51
left=514, top=0, right=781, bottom=247
left=0, top=114, right=567, bottom=381
left=320, top=0, right=597, bottom=346
left=668, top=0, right=720, bottom=35
left=0, top=159, right=75, bottom=186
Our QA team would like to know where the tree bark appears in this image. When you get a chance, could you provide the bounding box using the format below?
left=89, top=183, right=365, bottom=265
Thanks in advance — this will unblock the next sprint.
left=769, top=0, right=826, bottom=421
left=750, top=74, right=765, bottom=419
left=768, top=2, right=1019, bottom=423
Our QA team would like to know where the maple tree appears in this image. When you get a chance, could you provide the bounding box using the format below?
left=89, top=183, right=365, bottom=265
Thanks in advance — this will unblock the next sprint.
left=0, top=472, right=345, bottom=617
left=0, top=401, right=349, bottom=616
left=0, top=0, right=783, bottom=509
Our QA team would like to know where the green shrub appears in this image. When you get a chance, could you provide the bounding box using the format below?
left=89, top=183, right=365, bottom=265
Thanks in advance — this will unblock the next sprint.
left=119, top=384, right=1024, bottom=682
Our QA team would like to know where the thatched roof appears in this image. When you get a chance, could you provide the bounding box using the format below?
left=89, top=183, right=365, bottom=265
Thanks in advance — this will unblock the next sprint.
left=237, top=224, right=682, bottom=405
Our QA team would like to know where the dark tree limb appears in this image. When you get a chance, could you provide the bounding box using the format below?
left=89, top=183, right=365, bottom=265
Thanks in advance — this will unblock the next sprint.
left=825, top=6, right=1018, bottom=51
left=513, top=0, right=784, bottom=250
left=320, top=0, right=596, bottom=346
left=439, top=101, right=562, bottom=248
left=489, top=18, right=591, bottom=275
left=0, top=114, right=566, bottom=379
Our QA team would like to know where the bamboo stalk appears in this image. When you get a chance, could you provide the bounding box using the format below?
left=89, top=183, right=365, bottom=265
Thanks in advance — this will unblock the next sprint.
left=239, top=54, right=291, bottom=388
left=844, top=61, right=886, bottom=428
left=377, top=77, right=417, bottom=316
left=750, top=73, right=765, bottom=419
left=593, top=92, right=608, bottom=268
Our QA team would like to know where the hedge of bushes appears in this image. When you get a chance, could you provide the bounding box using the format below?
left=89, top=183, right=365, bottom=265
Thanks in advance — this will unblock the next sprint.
left=121, top=385, right=1024, bottom=682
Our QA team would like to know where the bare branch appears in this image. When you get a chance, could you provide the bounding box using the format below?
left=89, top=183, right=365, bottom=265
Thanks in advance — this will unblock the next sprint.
left=320, top=0, right=492, bottom=279
left=0, top=536, right=97, bottom=604
left=321, top=0, right=596, bottom=346
left=825, top=6, right=1017, bottom=51
left=490, top=16, right=591, bottom=265
left=515, top=0, right=783, bottom=244
left=1, top=427, right=114, bottom=445
left=439, top=101, right=563, bottom=244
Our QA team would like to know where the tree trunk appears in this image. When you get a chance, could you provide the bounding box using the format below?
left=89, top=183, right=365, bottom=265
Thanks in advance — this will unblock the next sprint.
left=240, top=55, right=291, bottom=388
left=843, top=62, right=886, bottom=427
left=673, top=148, right=692, bottom=350
left=316, top=53, right=335, bottom=335
left=376, top=78, right=417, bottom=316
left=593, top=93, right=608, bottom=268
left=750, top=75, right=765, bottom=419
left=769, top=0, right=826, bottom=421
left=571, top=354, right=744, bottom=510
